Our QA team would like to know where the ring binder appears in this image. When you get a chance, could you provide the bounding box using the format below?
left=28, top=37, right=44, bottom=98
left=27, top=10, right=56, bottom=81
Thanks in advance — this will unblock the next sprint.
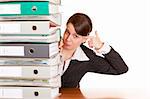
left=0, top=0, right=62, bottom=98
left=0, top=42, right=59, bottom=58
left=0, top=1, right=59, bottom=15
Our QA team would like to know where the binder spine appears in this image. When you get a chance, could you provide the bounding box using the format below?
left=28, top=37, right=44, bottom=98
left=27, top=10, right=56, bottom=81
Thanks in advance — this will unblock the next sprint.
left=21, top=1, right=49, bottom=15
left=0, top=87, right=59, bottom=99
left=0, top=1, right=50, bottom=16
left=0, top=43, right=59, bottom=58
left=0, top=21, right=50, bottom=35
left=0, top=66, right=59, bottom=80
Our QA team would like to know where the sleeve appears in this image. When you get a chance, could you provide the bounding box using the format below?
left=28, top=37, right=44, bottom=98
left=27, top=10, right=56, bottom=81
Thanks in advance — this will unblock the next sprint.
left=93, top=42, right=111, bottom=57
left=88, top=47, right=128, bottom=75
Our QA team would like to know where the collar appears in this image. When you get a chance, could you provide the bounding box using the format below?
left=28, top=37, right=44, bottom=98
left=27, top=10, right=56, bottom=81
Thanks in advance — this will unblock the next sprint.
left=71, top=46, right=89, bottom=61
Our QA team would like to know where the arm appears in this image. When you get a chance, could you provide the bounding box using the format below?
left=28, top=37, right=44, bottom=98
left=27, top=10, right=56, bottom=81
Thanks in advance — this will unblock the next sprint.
left=89, top=46, right=128, bottom=75
left=86, top=31, right=128, bottom=75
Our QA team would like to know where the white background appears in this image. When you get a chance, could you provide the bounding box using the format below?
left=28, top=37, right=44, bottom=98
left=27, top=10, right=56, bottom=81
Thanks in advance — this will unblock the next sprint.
left=60, top=0, right=150, bottom=89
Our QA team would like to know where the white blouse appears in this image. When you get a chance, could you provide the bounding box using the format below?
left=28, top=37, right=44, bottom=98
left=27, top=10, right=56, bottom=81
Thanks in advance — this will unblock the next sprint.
left=59, top=42, right=111, bottom=75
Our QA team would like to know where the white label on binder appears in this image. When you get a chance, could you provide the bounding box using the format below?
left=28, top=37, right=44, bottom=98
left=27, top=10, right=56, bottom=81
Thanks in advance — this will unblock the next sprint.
left=3, top=89, right=23, bottom=98
left=0, top=4, right=21, bottom=14
left=0, top=46, right=24, bottom=56
left=0, top=67, right=22, bottom=77
left=0, top=23, right=20, bottom=33
left=0, top=89, right=2, bottom=97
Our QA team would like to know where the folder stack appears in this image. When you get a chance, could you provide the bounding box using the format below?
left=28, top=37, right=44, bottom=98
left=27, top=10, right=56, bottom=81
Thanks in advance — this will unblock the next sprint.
left=0, top=0, right=62, bottom=99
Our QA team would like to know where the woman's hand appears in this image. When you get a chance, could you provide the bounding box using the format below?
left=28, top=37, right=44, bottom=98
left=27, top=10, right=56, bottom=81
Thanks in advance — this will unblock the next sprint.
left=87, top=31, right=104, bottom=50
left=59, top=38, right=64, bottom=53
left=58, top=39, right=72, bottom=61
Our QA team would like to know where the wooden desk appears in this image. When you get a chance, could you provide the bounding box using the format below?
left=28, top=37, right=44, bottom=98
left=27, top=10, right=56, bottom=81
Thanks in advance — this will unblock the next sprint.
left=56, top=88, right=85, bottom=99
left=56, top=88, right=149, bottom=99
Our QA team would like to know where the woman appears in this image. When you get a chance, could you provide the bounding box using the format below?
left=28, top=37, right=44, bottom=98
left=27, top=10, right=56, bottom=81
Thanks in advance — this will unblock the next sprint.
left=59, top=13, right=128, bottom=88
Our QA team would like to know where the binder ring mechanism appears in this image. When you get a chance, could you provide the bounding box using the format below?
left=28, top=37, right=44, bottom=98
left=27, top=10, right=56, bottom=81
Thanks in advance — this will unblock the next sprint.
left=29, top=48, right=35, bottom=54
left=32, top=6, right=38, bottom=12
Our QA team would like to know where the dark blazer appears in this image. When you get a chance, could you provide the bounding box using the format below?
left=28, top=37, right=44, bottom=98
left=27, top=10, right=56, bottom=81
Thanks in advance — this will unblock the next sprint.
left=61, top=45, right=128, bottom=88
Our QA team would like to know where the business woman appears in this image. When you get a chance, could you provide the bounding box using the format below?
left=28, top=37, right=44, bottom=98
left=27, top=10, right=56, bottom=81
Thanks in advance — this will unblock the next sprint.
left=59, top=13, right=128, bottom=88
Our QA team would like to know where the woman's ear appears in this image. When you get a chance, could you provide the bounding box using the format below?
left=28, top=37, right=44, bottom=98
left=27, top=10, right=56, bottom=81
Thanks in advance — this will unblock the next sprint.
left=82, top=36, right=89, bottom=43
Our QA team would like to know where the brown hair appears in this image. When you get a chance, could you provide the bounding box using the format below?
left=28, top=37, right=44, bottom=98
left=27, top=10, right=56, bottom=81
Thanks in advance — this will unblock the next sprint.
left=67, top=13, right=92, bottom=36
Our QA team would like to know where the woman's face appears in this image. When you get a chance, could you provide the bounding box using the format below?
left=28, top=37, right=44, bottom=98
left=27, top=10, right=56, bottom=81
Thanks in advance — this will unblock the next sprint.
left=62, top=23, right=87, bottom=50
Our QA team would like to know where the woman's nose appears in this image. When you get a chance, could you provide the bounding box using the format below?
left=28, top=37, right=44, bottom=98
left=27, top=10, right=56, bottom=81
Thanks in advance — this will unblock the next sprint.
left=66, top=35, right=72, bottom=41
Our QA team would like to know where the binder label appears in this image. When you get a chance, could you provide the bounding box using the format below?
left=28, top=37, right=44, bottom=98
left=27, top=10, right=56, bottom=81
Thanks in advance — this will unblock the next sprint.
left=0, top=46, right=24, bottom=56
left=0, top=23, right=20, bottom=33
left=3, top=89, right=23, bottom=98
left=0, top=67, right=22, bottom=76
left=0, top=4, right=21, bottom=14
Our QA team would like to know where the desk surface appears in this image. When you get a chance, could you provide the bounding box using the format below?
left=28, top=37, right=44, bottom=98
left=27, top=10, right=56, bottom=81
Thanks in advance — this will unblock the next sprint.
left=56, top=88, right=149, bottom=99
left=56, top=88, right=85, bottom=99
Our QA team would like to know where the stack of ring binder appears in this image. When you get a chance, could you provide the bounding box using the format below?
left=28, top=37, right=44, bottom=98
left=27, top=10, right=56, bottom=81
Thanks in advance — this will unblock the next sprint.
left=0, top=0, right=62, bottom=99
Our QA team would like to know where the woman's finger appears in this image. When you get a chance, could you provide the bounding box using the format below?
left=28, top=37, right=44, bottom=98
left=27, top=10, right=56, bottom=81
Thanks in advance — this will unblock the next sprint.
left=59, top=39, right=64, bottom=49
left=88, top=37, right=94, bottom=48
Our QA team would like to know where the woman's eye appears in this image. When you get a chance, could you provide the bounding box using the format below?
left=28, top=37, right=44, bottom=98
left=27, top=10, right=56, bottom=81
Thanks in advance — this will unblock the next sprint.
left=73, top=35, right=79, bottom=38
left=65, top=30, right=69, bottom=34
